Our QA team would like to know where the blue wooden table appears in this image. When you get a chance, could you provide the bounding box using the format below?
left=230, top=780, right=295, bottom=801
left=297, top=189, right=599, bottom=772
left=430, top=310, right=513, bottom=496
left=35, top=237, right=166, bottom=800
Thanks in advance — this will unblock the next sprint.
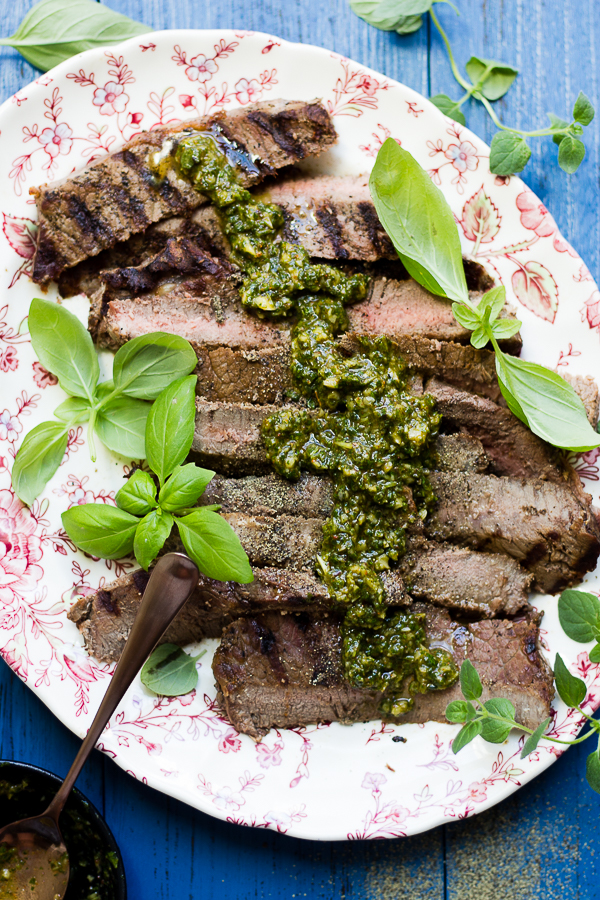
left=2, top=0, right=600, bottom=896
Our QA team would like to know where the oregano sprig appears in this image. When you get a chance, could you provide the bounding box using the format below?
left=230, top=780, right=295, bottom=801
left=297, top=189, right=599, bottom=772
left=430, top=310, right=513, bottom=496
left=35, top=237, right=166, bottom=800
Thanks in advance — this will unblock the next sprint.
left=369, top=139, right=600, bottom=453
left=350, top=0, right=595, bottom=175
left=12, top=298, right=198, bottom=505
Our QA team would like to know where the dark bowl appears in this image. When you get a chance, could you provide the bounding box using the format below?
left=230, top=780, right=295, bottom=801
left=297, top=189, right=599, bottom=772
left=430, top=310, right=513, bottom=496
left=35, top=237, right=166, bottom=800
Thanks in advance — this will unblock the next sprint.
left=0, top=759, right=126, bottom=899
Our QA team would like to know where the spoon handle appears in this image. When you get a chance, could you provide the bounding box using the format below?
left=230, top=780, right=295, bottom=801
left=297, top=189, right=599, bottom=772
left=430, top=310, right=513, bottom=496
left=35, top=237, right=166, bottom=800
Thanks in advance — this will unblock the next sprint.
left=45, top=552, right=199, bottom=821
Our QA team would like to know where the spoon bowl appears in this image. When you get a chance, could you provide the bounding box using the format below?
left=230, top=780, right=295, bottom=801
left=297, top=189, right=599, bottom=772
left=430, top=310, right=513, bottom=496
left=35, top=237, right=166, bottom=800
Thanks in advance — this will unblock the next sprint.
left=0, top=815, right=68, bottom=899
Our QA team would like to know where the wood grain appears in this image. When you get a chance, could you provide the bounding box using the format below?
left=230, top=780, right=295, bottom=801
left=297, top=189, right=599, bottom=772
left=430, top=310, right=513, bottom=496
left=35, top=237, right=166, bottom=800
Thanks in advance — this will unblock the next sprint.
left=1, top=0, right=600, bottom=896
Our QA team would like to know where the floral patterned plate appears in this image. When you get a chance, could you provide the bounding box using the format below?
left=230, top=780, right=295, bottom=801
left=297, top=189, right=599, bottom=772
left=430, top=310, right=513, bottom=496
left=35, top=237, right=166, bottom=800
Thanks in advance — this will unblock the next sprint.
left=2, top=29, right=600, bottom=841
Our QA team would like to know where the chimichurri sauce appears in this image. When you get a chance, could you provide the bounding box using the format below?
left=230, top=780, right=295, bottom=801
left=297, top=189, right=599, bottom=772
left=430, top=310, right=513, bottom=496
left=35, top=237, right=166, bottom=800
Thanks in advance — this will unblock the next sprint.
left=151, top=131, right=458, bottom=711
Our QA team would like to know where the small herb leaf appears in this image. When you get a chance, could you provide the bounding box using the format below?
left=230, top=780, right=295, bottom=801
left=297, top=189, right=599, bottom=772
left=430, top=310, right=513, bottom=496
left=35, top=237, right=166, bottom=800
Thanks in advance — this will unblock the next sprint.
left=446, top=700, right=469, bottom=723
left=112, top=332, right=198, bottom=401
left=393, top=14, right=424, bottom=33
left=145, top=376, right=197, bottom=484
left=491, top=318, right=522, bottom=340
left=115, top=469, right=158, bottom=516
left=459, top=659, right=483, bottom=701
left=134, top=509, right=174, bottom=571
left=95, top=396, right=150, bottom=459
left=589, top=644, right=600, bottom=664
left=176, top=508, right=253, bottom=584
left=430, top=94, right=466, bottom=126
left=558, top=589, right=600, bottom=644
left=54, top=396, right=91, bottom=424
left=370, top=139, right=469, bottom=303
left=489, top=131, right=531, bottom=175
left=586, top=748, right=600, bottom=794
left=349, top=0, right=430, bottom=31
left=479, top=698, right=516, bottom=743
left=140, top=643, right=199, bottom=697
left=465, top=56, right=519, bottom=101
left=451, top=720, right=482, bottom=754
left=554, top=653, right=587, bottom=708
left=28, top=298, right=99, bottom=400
left=520, top=717, right=551, bottom=758
left=558, top=135, right=586, bottom=174
left=159, top=464, right=215, bottom=512
left=0, top=0, right=151, bottom=72
left=62, top=504, right=139, bottom=559
left=572, top=91, right=595, bottom=127
left=12, top=421, right=68, bottom=505
left=548, top=112, right=570, bottom=144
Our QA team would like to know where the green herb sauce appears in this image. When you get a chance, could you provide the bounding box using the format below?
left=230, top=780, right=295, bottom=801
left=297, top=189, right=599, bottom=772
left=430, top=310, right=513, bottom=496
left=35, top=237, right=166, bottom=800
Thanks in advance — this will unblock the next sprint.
left=150, top=131, right=458, bottom=710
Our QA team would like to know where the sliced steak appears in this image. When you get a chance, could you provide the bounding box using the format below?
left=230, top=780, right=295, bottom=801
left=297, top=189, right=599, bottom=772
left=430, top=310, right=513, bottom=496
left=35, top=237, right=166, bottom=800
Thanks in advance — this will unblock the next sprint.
left=32, top=99, right=337, bottom=284
left=213, top=606, right=553, bottom=738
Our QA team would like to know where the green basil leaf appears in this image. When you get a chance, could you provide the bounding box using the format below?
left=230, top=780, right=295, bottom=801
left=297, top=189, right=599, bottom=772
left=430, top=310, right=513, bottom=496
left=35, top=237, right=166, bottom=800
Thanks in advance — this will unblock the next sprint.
left=558, top=135, right=586, bottom=174
left=495, top=351, right=600, bottom=452
left=145, top=376, right=197, bottom=484
left=558, top=590, right=600, bottom=644
left=464, top=56, right=519, bottom=101
left=134, top=509, right=173, bottom=570
left=62, top=504, right=139, bottom=559
left=589, top=644, right=600, bottom=664
left=480, top=697, right=516, bottom=742
left=451, top=720, right=482, bottom=754
left=554, top=653, right=587, bottom=708
left=115, top=469, right=158, bottom=516
left=491, top=319, right=522, bottom=340
left=445, top=700, right=469, bottom=723
left=478, top=285, right=506, bottom=323
left=452, top=302, right=481, bottom=330
left=430, top=94, right=466, bottom=126
left=12, top=421, right=68, bottom=505
left=573, top=91, right=595, bottom=127
left=95, top=396, right=151, bottom=459
left=470, top=327, right=490, bottom=349
left=141, top=644, right=199, bottom=697
left=54, top=396, right=91, bottom=424
left=586, top=748, right=600, bottom=794
left=176, top=508, right=253, bottom=584
left=0, top=0, right=151, bottom=72
left=459, top=659, right=482, bottom=701
left=159, top=464, right=215, bottom=512
left=369, top=139, right=469, bottom=303
left=489, top=131, right=531, bottom=176
left=548, top=112, right=570, bottom=144
left=28, top=297, right=99, bottom=400
left=112, top=332, right=198, bottom=401
left=496, top=373, right=528, bottom=425
left=520, top=717, right=551, bottom=758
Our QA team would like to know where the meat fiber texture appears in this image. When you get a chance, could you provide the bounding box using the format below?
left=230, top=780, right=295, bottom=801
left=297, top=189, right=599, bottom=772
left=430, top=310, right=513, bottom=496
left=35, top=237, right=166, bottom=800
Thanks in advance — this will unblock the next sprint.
left=32, top=99, right=337, bottom=284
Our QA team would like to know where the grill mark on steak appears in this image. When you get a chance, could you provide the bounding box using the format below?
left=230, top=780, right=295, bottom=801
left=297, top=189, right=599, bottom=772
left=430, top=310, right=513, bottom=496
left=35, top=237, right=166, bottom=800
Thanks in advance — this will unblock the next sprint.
left=32, top=99, right=337, bottom=284
left=314, top=205, right=350, bottom=259
left=212, top=606, right=553, bottom=739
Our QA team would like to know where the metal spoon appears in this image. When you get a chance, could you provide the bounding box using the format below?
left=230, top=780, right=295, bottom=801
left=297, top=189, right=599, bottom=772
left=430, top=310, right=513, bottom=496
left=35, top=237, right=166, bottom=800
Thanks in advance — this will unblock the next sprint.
left=0, top=552, right=199, bottom=899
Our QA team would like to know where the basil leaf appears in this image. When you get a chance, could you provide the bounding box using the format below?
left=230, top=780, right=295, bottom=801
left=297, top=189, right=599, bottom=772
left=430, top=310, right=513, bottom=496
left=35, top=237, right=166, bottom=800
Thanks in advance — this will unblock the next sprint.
left=558, top=590, right=600, bottom=644
left=465, top=56, right=519, bottom=101
left=62, top=504, right=139, bottom=559
left=495, top=351, right=600, bottom=452
left=573, top=91, right=595, bottom=127
left=134, top=509, right=173, bottom=570
left=586, top=749, right=600, bottom=794
left=489, top=132, right=531, bottom=175
left=112, top=332, right=198, bottom=401
left=451, top=720, right=482, bottom=754
left=478, top=285, right=506, bottom=323
left=12, top=421, right=68, bottom=505
left=369, top=139, right=469, bottom=303
left=470, top=327, right=489, bottom=349
left=554, top=653, right=587, bottom=708
left=159, top=464, right=215, bottom=512
left=28, top=297, right=99, bottom=400
left=116, top=469, right=158, bottom=516
left=176, top=508, right=253, bottom=584
left=589, top=644, right=600, bottom=664
left=558, top=135, right=586, bottom=174
left=141, top=644, right=199, bottom=697
left=459, top=659, right=482, bottom=701
left=491, top=318, right=521, bottom=340
left=54, top=396, right=91, bottom=424
left=496, top=373, right=528, bottom=425
left=479, top=698, right=516, bottom=743
left=452, top=302, right=481, bottom=330
left=445, top=700, right=469, bottom=723
left=548, top=113, right=570, bottom=145
left=95, top=396, right=150, bottom=459
left=430, top=93, right=466, bottom=126
left=146, top=376, right=197, bottom=484
left=520, top=717, right=550, bottom=758
left=0, top=0, right=151, bottom=72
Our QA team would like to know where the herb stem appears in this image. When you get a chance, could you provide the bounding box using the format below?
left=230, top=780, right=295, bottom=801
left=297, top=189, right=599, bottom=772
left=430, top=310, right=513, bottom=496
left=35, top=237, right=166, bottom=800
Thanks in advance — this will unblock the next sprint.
left=429, top=7, right=471, bottom=91
left=87, top=408, right=98, bottom=463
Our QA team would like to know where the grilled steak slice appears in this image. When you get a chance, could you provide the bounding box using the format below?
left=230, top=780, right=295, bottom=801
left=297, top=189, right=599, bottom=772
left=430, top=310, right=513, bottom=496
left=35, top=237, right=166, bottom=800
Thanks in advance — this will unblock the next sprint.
left=429, top=471, right=600, bottom=592
left=563, top=373, right=600, bottom=425
left=213, top=606, right=553, bottom=738
left=32, top=99, right=337, bottom=284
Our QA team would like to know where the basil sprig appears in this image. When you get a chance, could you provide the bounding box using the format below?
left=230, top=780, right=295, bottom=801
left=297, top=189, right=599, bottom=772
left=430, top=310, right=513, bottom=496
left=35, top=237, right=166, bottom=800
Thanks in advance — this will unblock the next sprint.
left=447, top=657, right=600, bottom=795
left=12, top=299, right=198, bottom=505
left=369, top=139, right=600, bottom=453
left=62, top=376, right=253, bottom=584
left=0, top=0, right=150, bottom=72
